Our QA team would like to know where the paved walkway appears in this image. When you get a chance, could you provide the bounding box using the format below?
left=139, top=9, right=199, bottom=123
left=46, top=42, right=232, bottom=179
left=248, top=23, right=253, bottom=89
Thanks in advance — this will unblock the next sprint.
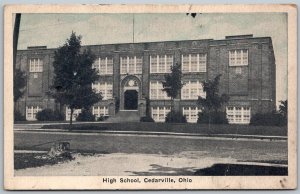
left=14, top=152, right=287, bottom=176
left=14, top=127, right=287, bottom=141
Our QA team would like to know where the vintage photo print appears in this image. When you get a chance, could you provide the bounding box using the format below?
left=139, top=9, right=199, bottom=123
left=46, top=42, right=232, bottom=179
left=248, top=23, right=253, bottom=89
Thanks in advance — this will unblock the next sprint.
left=4, top=4, right=297, bottom=190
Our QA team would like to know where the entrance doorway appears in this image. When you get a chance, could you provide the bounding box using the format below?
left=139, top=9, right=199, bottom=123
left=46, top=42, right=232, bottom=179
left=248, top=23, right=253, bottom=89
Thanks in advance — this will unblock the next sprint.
left=124, top=90, right=138, bottom=110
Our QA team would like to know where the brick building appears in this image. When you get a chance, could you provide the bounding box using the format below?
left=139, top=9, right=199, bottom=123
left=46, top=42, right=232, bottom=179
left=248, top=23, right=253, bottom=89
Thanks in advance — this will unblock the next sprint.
left=15, top=34, right=276, bottom=124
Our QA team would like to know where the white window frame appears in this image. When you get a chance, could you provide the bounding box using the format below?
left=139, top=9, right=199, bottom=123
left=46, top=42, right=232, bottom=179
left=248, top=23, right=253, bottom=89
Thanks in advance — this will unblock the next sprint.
left=151, top=106, right=171, bottom=122
left=92, top=57, right=113, bottom=75
left=26, top=106, right=42, bottom=121
left=150, top=55, right=173, bottom=73
left=29, top=58, right=43, bottom=72
left=120, top=56, right=142, bottom=74
left=65, top=107, right=82, bottom=121
left=181, top=81, right=206, bottom=100
left=92, top=82, right=113, bottom=100
left=92, top=106, right=109, bottom=118
left=181, top=53, right=207, bottom=73
left=226, top=106, right=251, bottom=124
left=229, top=49, right=248, bottom=66
left=149, top=81, right=171, bottom=100
left=182, top=107, right=201, bottom=123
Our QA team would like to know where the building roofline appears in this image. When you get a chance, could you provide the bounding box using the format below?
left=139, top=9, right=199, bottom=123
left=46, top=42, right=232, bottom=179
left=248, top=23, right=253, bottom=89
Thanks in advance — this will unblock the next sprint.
left=17, top=35, right=272, bottom=51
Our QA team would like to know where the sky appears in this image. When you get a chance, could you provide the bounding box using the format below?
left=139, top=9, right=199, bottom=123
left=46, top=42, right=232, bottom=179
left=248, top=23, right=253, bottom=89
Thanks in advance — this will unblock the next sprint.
left=17, top=13, right=287, bottom=107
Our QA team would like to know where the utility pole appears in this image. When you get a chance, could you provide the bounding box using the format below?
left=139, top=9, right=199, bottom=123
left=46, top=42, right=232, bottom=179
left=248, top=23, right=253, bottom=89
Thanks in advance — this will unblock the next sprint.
left=13, top=13, right=21, bottom=72
left=132, top=13, right=134, bottom=43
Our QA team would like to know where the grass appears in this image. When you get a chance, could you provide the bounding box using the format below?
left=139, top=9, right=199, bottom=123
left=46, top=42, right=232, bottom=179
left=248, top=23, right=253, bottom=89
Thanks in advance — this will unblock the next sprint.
left=40, top=122, right=287, bottom=136
left=14, top=152, right=74, bottom=170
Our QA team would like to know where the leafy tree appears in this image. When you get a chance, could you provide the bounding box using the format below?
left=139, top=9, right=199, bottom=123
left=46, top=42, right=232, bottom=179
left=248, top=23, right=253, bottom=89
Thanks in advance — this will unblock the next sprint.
left=162, top=62, right=184, bottom=112
left=52, top=32, right=101, bottom=125
left=14, top=69, right=26, bottom=102
left=279, top=100, right=287, bottom=118
left=197, top=74, right=229, bottom=124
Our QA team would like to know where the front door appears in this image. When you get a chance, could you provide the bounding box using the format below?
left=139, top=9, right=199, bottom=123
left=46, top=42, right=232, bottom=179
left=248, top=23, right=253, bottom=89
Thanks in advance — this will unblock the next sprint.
left=124, top=90, right=138, bottom=110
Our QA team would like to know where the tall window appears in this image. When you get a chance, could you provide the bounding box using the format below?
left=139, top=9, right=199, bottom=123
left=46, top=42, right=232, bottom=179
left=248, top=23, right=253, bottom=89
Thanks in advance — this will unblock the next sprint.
left=183, top=107, right=201, bottom=123
left=29, top=58, right=43, bottom=72
left=26, top=106, right=42, bottom=121
left=150, top=81, right=170, bottom=100
left=181, top=81, right=206, bottom=99
left=150, top=55, right=173, bottom=73
left=229, top=49, right=248, bottom=66
left=182, top=54, right=207, bottom=73
left=65, top=107, right=82, bottom=121
left=226, top=106, right=251, bottom=124
left=92, top=106, right=109, bottom=118
left=120, top=56, right=142, bottom=74
left=92, top=57, right=113, bottom=75
left=92, top=82, right=113, bottom=100
left=151, top=106, right=171, bottom=122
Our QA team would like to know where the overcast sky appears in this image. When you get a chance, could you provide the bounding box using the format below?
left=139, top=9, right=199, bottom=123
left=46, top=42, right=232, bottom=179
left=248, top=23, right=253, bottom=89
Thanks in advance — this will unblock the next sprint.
left=18, top=13, right=287, bottom=106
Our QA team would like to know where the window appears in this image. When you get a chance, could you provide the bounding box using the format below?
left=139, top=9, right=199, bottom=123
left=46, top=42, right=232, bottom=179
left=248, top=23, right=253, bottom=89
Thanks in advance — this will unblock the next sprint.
left=120, top=56, right=142, bottom=74
left=226, top=106, right=251, bottom=124
left=181, top=81, right=206, bottom=99
left=92, top=106, right=109, bottom=118
left=65, top=107, right=81, bottom=121
left=92, top=57, right=113, bottom=75
left=92, top=82, right=113, bottom=100
left=229, top=49, right=248, bottom=66
left=150, top=55, right=173, bottom=73
left=29, top=58, right=43, bottom=72
left=183, top=107, right=201, bottom=123
left=151, top=106, right=171, bottom=122
left=26, top=106, right=42, bottom=121
left=235, top=67, right=242, bottom=74
left=150, top=81, right=170, bottom=100
left=182, top=54, right=207, bottom=73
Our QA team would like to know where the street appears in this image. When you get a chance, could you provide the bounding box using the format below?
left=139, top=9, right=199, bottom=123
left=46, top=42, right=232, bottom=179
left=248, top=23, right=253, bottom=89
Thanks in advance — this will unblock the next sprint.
left=15, top=130, right=287, bottom=162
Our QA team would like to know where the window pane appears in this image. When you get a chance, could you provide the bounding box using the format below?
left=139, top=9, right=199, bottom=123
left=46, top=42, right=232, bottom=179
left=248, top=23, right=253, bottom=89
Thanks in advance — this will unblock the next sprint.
left=150, top=56, right=157, bottom=73
left=106, top=58, right=113, bottom=74
left=190, top=54, right=198, bottom=72
left=182, top=55, right=189, bottom=72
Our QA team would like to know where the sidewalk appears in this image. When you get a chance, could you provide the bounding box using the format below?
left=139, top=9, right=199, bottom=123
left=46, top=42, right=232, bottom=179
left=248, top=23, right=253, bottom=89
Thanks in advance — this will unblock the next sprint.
left=14, top=126, right=287, bottom=141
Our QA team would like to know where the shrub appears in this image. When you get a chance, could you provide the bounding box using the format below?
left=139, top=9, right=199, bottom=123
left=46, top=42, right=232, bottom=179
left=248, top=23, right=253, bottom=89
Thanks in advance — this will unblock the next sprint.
left=14, top=110, right=26, bottom=121
left=76, top=109, right=95, bottom=121
left=36, top=109, right=64, bottom=121
left=250, top=112, right=286, bottom=126
left=96, top=115, right=109, bottom=121
left=140, top=116, right=154, bottom=122
left=165, top=111, right=187, bottom=123
left=197, top=111, right=228, bottom=124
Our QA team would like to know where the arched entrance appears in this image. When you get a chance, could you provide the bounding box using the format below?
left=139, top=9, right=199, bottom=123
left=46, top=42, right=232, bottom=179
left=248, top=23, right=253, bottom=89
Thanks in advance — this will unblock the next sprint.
left=120, top=76, right=141, bottom=110
left=124, top=90, right=138, bottom=110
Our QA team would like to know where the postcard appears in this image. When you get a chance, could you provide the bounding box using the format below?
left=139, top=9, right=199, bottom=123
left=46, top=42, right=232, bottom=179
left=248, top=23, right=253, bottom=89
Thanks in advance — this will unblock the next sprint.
left=4, top=4, right=297, bottom=190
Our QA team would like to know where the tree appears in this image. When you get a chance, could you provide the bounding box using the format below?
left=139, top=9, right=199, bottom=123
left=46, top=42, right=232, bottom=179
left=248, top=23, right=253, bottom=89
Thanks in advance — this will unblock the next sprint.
left=279, top=100, right=288, bottom=122
left=14, top=69, right=26, bottom=102
left=162, top=62, right=184, bottom=112
left=197, top=74, right=229, bottom=124
left=52, top=32, right=101, bottom=125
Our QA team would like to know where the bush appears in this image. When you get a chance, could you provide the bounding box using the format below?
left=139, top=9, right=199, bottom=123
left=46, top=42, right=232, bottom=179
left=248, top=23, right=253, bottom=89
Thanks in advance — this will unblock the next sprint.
left=14, top=110, right=26, bottom=121
left=140, top=116, right=154, bottom=122
left=165, top=111, right=187, bottom=123
left=76, top=109, right=95, bottom=121
left=36, top=109, right=64, bottom=121
left=250, top=112, right=286, bottom=126
left=197, top=112, right=228, bottom=124
left=97, top=115, right=109, bottom=121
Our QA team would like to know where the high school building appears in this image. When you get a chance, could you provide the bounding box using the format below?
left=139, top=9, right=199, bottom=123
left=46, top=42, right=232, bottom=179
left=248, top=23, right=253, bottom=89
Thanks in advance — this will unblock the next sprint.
left=15, top=34, right=276, bottom=124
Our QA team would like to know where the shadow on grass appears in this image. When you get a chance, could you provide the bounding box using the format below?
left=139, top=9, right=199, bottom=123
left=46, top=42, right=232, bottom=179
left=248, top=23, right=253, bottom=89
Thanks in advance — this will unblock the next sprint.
left=126, top=164, right=196, bottom=176
left=194, top=163, right=288, bottom=176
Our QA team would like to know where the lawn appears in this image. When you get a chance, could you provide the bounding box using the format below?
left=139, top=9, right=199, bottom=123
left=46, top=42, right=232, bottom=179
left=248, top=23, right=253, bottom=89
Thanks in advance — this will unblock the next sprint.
left=40, top=122, right=287, bottom=136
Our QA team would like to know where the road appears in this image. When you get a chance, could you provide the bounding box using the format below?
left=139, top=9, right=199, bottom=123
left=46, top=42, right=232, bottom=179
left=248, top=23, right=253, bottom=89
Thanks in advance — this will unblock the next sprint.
left=14, top=130, right=288, bottom=163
